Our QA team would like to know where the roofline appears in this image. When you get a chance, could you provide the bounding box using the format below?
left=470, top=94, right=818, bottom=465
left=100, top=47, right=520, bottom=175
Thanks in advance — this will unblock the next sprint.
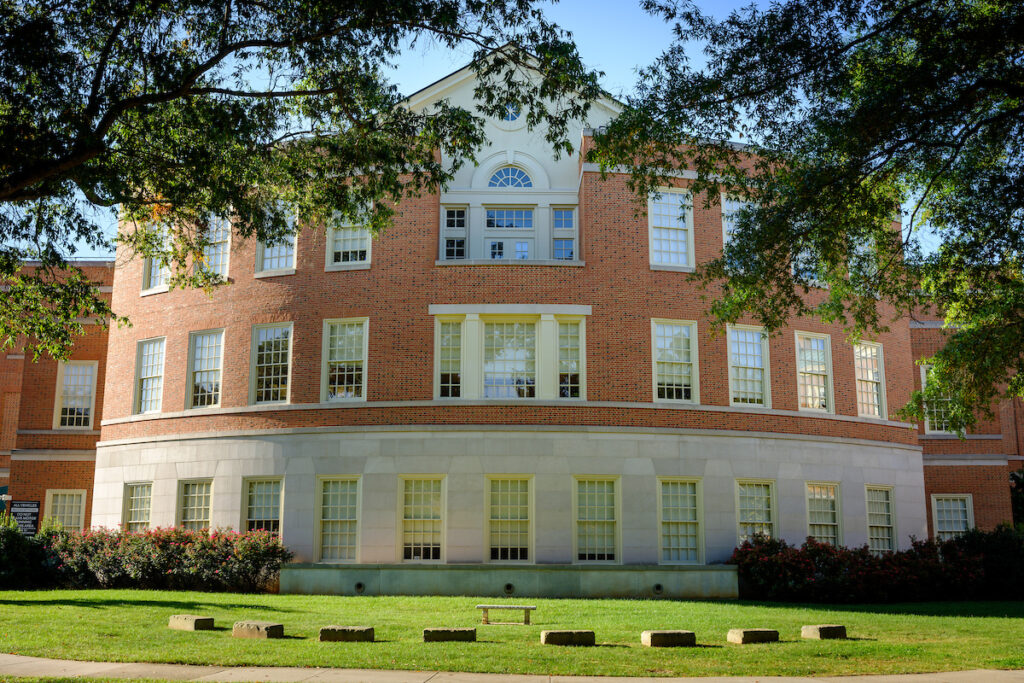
left=19, top=259, right=115, bottom=267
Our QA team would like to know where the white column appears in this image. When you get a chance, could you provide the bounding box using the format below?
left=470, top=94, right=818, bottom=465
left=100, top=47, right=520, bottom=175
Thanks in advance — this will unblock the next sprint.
left=537, top=314, right=558, bottom=399
left=462, top=314, right=482, bottom=399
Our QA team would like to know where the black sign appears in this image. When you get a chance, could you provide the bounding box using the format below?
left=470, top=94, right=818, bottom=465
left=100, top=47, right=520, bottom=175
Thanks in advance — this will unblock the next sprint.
left=11, top=500, right=39, bottom=536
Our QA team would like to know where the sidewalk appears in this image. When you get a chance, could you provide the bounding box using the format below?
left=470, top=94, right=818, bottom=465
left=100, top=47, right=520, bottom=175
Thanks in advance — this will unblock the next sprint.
left=2, top=654, right=1024, bottom=683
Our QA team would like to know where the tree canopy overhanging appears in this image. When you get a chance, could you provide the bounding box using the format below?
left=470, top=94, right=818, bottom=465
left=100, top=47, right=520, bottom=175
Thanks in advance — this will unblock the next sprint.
left=0, top=0, right=603, bottom=359
left=589, top=0, right=1024, bottom=432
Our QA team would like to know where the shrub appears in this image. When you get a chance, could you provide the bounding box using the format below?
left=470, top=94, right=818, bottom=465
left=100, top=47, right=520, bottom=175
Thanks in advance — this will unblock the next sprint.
left=728, top=526, right=1024, bottom=602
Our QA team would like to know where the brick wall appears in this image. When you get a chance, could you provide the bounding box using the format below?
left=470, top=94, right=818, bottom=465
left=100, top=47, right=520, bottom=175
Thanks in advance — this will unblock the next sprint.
left=923, top=464, right=1011, bottom=535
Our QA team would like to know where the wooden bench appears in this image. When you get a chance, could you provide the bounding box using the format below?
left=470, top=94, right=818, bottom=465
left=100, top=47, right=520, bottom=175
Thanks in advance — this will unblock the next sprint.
left=476, top=604, right=536, bottom=625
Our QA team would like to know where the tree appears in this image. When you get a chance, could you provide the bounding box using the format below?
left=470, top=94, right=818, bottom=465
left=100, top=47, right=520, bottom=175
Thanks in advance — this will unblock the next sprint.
left=589, top=0, right=1024, bottom=431
left=0, top=0, right=602, bottom=359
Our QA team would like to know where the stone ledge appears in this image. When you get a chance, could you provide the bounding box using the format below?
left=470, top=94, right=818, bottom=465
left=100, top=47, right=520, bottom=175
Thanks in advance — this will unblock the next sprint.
left=802, top=624, right=847, bottom=640
left=641, top=630, right=696, bottom=647
left=319, top=626, right=374, bottom=642
left=232, top=621, right=284, bottom=639
left=727, top=628, right=779, bottom=644
left=167, top=615, right=214, bottom=631
left=541, top=630, right=595, bottom=646
left=423, top=628, right=476, bottom=642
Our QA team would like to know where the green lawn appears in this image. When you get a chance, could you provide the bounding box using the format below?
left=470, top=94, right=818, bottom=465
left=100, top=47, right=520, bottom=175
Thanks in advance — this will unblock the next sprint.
left=1, top=590, right=1023, bottom=677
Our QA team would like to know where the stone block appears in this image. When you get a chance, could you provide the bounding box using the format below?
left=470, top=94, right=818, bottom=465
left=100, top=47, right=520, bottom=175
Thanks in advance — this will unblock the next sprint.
left=319, top=626, right=374, bottom=642
left=232, top=621, right=284, bottom=639
left=423, top=627, right=476, bottom=642
left=540, top=630, right=596, bottom=646
left=802, top=624, right=847, bottom=640
left=641, top=630, right=696, bottom=647
left=727, top=628, right=779, bottom=644
left=167, top=614, right=214, bottom=631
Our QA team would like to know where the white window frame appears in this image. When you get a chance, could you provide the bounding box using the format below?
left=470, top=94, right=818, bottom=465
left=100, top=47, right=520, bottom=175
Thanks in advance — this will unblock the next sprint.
left=249, top=323, right=294, bottom=405
left=122, top=482, right=152, bottom=532
left=573, top=476, right=621, bottom=564
left=735, top=479, right=777, bottom=543
left=854, top=342, right=887, bottom=419
left=242, top=477, right=284, bottom=534
left=133, top=337, right=166, bottom=415
left=201, top=217, right=232, bottom=279
left=651, top=319, right=700, bottom=404
left=44, top=488, right=86, bottom=531
left=484, top=475, right=534, bottom=564
left=176, top=479, right=213, bottom=530
left=805, top=481, right=842, bottom=545
left=140, top=226, right=171, bottom=295
left=434, top=316, right=464, bottom=399
left=794, top=331, right=834, bottom=414
left=316, top=476, right=360, bottom=563
left=931, top=493, right=974, bottom=541
left=657, top=477, right=704, bottom=565
left=52, top=360, right=99, bottom=429
left=727, top=325, right=771, bottom=408
left=865, top=485, right=896, bottom=554
left=186, top=329, right=225, bottom=410
left=648, top=188, right=695, bottom=269
left=720, top=194, right=753, bottom=249
left=320, top=317, right=369, bottom=403
left=398, top=475, right=445, bottom=563
left=255, top=211, right=297, bottom=276
left=921, top=365, right=954, bottom=434
left=325, top=217, right=372, bottom=271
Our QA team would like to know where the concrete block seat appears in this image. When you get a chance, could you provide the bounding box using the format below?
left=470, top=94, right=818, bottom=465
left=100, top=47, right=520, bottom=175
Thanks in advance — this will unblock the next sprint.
left=232, top=621, right=284, bottom=639
left=167, top=615, right=214, bottom=631
left=541, top=630, right=595, bottom=646
left=423, top=628, right=476, bottom=642
left=727, top=628, right=779, bottom=644
left=319, top=626, right=374, bottom=642
left=476, top=604, right=536, bottom=625
left=641, top=630, right=696, bottom=647
left=802, top=624, right=847, bottom=640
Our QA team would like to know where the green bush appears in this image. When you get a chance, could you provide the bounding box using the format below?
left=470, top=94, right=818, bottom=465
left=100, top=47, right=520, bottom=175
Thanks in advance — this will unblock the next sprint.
left=0, top=512, right=59, bottom=589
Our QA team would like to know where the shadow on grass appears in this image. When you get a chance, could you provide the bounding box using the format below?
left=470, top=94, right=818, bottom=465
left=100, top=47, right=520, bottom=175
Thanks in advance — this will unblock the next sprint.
left=0, top=597, right=297, bottom=612
left=680, top=599, right=1024, bottom=619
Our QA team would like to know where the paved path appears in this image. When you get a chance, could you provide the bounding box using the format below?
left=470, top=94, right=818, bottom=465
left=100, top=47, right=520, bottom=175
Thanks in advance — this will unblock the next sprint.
left=1, top=654, right=1023, bottom=683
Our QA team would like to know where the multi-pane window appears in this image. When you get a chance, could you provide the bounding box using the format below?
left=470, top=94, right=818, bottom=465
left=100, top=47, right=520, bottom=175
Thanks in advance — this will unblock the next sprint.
left=402, top=478, right=443, bottom=561
left=515, top=241, right=529, bottom=259
left=46, top=490, right=85, bottom=531
left=933, top=495, right=972, bottom=541
left=246, top=479, right=281, bottom=533
left=189, top=331, right=223, bottom=408
left=253, top=324, right=291, bottom=403
left=488, top=478, right=530, bottom=561
left=438, top=321, right=461, bottom=398
left=729, top=327, right=768, bottom=406
left=488, top=166, right=533, bottom=188
left=445, top=238, right=466, bottom=260
left=202, top=218, right=230, bottom=278
left=57, top=362, right=96, bottom=428
left=660, top=479, right=701, bottom=564
left=178, top=481, right=212, bottom=530
left=330, top=226, right=371, bottom=265
left=490, top=241, right=504, bottom=259
left=854, top=343, right=885, bottom=418
left=737, top=480, right=774, bottom=541
left=324, top=320, right=366, bottom=401
left=486, top=209, right=533, bottom=230
left=134, top=338, right=165, bottom=414
left=445, top=208, right=466, bottom=229
left=806, top=483, right=840, bottom=545
left=553, top=209, right=574, bottom=230
left=553, top=239, right=574, bottom=260
left=558, top=322, right=581, bottom=398
left=484, top=322, right=536, bottom=398
left=922, top=365, right=953, bottom=433
left=866, top=486, right=895, bottom=554
left=653, top=321, right=696, bottom=402
left=721, top=197, right=754, bottom=246
left=320, top=479, right=358, bottom=561
left=576, top=479, right=617, bottom=562
left=796, top=333, right=831, bottom=412
left=649, top=190, right=692, bottom=266
left=123, top=483, right=152, bottom=532
left=258, top=234, right=295, bottom=272
left=142, top=227, right=170, bottom=291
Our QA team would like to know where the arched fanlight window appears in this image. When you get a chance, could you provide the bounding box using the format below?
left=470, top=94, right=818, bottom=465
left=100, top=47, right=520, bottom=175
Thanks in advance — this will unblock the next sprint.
left=503, top=105, right=520, bottom=121
left=488, top=166, right=533, bottom=188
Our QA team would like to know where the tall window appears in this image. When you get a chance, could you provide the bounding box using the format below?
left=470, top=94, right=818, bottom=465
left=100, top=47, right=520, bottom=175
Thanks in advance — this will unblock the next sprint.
left=729, top=327, right=769, bottom=407
left=575, top=478, right=617, bottom=562
left=323, top=319, right=366, bottom=401
left=648, top=189, right=692, bottom=267
left=123, top=483, right=152, bottom=532
left=553, top=239, right=574, bottom=260
left=866, top=486, right=895, bottom=554
left=328, top=218, right=371, bottom=266
left=402, top=478, right=443, bottom=561
left=438, top=321, right=461, bottom=398
left=257, top=234, right=295, bottom=272
left=320, top=478, right=358, bottom=561
left=246, top=479, right=282, bottom=533
left=854, top=343, right=886, bottom=418
left=721, top=196, right=753, bottom=247
left=653, top=320, right=697, bottom=402
left=188, top=330, right=223, bottom=408
left=484, top=322, right=536, bottom=398
left=178, top=480, right=212, bottom=530
left=486, top=208, right=533, bottom=230
left=796, top=333, right=832, bottom=412
left=445, top=238, right=466, bottom=260
left=737, top=480, right=774, bottom=541
left=142, top=227, right=170, bottom=291
left=488, top=478, right=530, bottom=561
left=55, top=361, right=97, bottom=428
left=441, top=208, right=467, bottom=261
left=932, top=494, right=973, bottom=541
left=806, top=482, right=840, bottom=545
left=134, top=338, right=165, bottom=414
left=558, top=321, right=581, bottom=398
left=921, top=365, right=953, bottom=433
left=202, top=218, right=231, bottom=278
left=252, top=324, right=291, bottom=404
left=659, top=479, right=701, bottom=564
left=45, top=490, right=85, bottom=531
left=488, top=166, right=532, bottom=188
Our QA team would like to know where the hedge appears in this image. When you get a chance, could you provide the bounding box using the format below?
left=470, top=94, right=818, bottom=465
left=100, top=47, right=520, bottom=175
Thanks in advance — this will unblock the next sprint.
left=728, top=526, right=1024, bottom=602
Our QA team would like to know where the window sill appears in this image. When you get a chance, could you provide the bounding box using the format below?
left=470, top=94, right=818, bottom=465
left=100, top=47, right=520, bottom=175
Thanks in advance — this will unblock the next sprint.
left=650, top=264, right=695, bottom=273
left=653, top=398, right=699, bottom=406
left=140, top=286, right=169, bottom=297
left=325, top=262, right=371, bottom=272
left=254, top=268, right=296, bottom=278
left=323, top=397, right=367, bottom=404
left=435, top=259, right=585, bottom=267
left=798, top=408, right=833, bottom=415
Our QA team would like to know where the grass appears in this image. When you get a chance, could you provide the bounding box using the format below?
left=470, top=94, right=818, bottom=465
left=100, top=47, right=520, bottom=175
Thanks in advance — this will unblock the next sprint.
left=1, top=590, right=1023, bottom=677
